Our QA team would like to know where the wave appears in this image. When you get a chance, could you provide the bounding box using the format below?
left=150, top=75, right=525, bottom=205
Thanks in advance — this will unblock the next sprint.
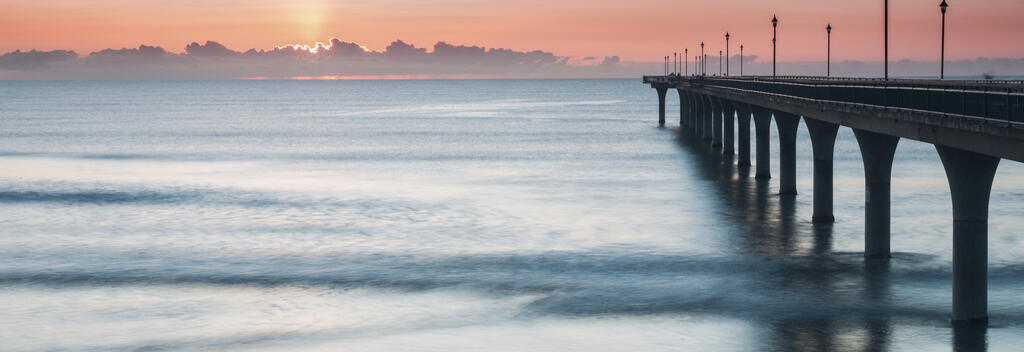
left=8, top=252, right=1024, bottom=323
left=0, top=189, right=196, bottom=204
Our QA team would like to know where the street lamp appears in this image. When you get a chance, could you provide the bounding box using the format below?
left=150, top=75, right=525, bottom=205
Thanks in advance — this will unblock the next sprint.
left=827, top=24, right=832, bottom=77
left=740, top=45, right=744, bottom=76
left=725, top=32, right=731, bottom=76
left=674, top=52, right=678, bottom=75
left=685, top=48, right=689, bottom=76
left=885, top=0, right=889, bottom=80
left=719, top=50, right=723, bottom=76
left=701, top=42, right=705, bottom=76
left=940, top=0, right=949, bottom=79
left=772, top=15, right=778, bottom=79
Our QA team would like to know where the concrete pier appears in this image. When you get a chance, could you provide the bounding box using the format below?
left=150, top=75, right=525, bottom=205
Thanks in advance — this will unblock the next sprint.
left=752, top=106, right=772, bottom=180
left=775, top=111, right=800, bottom=195
left=805, top=118, right=840, bottom=223
left=711, top=97, right=723, bottom=148
left=644, top=74, right=1024, bottom=322
left=736, top=103, right=752, bottom=167
left=722, top=99, right=735, bottom=155
left=937, top=145, right=1000, bottom=323
left=853, top=129, right=900, bottom=259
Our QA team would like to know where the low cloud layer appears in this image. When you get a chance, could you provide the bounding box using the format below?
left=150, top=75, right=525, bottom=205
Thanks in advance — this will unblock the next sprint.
left=2, top=39, right=1024, bottom=79
left=0, top=38, right=649, bottom=79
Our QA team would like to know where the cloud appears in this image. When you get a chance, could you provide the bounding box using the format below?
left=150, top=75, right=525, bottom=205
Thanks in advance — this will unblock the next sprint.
left=0, top=49, right=78, bottom=70
left=185, top=41, right=238, bottom=58
left=599, top=56, right=620, bottom=68
left=84, top=45, right=178, bottom=65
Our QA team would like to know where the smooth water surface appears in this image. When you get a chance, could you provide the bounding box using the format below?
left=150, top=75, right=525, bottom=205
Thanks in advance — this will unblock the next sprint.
left=1, top=79, right=1023, bottom=351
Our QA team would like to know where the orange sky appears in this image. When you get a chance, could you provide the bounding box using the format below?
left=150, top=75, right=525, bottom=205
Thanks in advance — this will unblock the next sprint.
left=2, top=0, right=1022, bottom=62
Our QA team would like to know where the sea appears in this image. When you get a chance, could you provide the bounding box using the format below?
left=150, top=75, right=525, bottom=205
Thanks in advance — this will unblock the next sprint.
left=1, top=79, right=1023, bottom=351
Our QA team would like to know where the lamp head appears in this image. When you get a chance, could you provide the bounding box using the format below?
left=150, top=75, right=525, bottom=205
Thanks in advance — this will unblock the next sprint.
left=826, top=24, right=832, bottom=33
left=940, top=1, right=948, bottom=14
left=772, top=15, right=778, bottom=27
left=725, top=32, right=730, bottom=40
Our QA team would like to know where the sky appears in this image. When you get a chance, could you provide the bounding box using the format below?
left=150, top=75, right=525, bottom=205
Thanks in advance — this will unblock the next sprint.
left=2, top=0, right=1023, bottom=79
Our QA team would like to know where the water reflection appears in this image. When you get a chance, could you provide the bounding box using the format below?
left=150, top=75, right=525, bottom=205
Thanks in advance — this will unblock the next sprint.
left=669, top=127, right=991, bottom=352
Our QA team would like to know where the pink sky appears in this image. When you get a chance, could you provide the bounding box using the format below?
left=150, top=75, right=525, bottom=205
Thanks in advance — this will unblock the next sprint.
left=1, top=0, right=1022, bottom=63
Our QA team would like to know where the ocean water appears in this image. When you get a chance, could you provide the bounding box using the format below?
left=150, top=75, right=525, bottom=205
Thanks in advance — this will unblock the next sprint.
left=0, top=79, right=1023, bottom=351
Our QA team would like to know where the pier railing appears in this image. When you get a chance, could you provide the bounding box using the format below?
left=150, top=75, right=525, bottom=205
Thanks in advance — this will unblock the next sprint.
left=645, top=75, right=1024, bottom=128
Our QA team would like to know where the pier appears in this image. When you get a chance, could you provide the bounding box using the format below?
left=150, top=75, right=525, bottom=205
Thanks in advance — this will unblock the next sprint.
left=644, top=74, right=1024, bottom=323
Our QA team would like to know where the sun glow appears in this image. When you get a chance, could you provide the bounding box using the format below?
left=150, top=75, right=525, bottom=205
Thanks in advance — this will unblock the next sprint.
left=274, top=39, right=370, bottom=54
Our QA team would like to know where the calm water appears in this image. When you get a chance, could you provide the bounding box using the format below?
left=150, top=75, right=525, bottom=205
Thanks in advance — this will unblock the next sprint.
left=1, top=79, right=1023, bottom=351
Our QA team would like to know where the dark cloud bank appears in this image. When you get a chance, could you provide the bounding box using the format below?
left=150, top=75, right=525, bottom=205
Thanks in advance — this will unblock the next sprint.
left=2, top=38, right=1023, bottom=79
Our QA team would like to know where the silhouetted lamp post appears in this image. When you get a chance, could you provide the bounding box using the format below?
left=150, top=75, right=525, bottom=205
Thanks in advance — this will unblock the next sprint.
left=940, top=0, right=948, bottom=79
left=674, top=52, right=678, bottom=75
left=772, top=15, right=778, bottom=79
left=827, top=24, right=832, bottom=77
left=725, top=32, right=731, bottom=76
left=885, top=0, right=889, bottom=80
left=719, top=50, right=723, bottom=76
left=685, top=48, right=689, bottom=76
left=701, top=42, right=705, bottom=76
left=740, top=45, right=744, bottom=76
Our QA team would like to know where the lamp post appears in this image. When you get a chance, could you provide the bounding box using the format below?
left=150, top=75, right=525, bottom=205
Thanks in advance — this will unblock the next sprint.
left=701, top=42, right=705, bottom=76
left=719, top=50, right=723, bottom=76
left=772, top=15, right=778, bottom=79
left=740, top=45, right=744, bottom=76
left=940, top=0, right=948, bottom=79
left=675, top=52, right=678, bottom=75
left=827, top=24, right=832, bottom=77
left=685, top=48, right=689, bottom=76
left=885, top=0, right=889, bottom=80
left=725, top=32, right=730, bottom=76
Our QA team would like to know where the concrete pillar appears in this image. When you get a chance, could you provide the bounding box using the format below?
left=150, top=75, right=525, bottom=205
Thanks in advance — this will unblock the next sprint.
left=775, top=111, right=801, bottom=195
left=686, top=92, right=697, bottom=131
left=676, top=89, right=687, bottom=127
left=656, top=86, right=668, bottom=126
left=736, top=103, right=752, bottom=167
left=853, top=129, right=900, bottom=259
left=702, top=95, right=713, bottom=141
left=711, top=97, right=723, bottom=148
left=805, top=118, right=840, bottom=223
left=693, top=93, right=704, bottom=135
left=722, top=100, right=735, bottom=155
left=936, top=145, right=1000, bottom=323
left=751, top=106, right=772, bottom=179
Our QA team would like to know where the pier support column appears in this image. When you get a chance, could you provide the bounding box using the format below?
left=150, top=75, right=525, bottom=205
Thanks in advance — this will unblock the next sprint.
left=677, top=89, right=687, bottom=127
left=751, top=106, right=772, bottom=180
left=805, top=118, right=840, bottom=223
left=686, top=92, right=698, bottom=131
left=775, top=111, right=801, bottom=195
left=853, top=129, right=900, bottom=259
left=693, top=94, right=704, bottom=136
left=936, top=145, right=1000, bottom=323
left=656, top=86, right=668, bottom=126
left=736, top=103, right=752, bottom=167
left=711, top=97, right=723, bottom=149
left=702, top=95, right=713, bottom=141
left=722, top=100, right=735, bottom=155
